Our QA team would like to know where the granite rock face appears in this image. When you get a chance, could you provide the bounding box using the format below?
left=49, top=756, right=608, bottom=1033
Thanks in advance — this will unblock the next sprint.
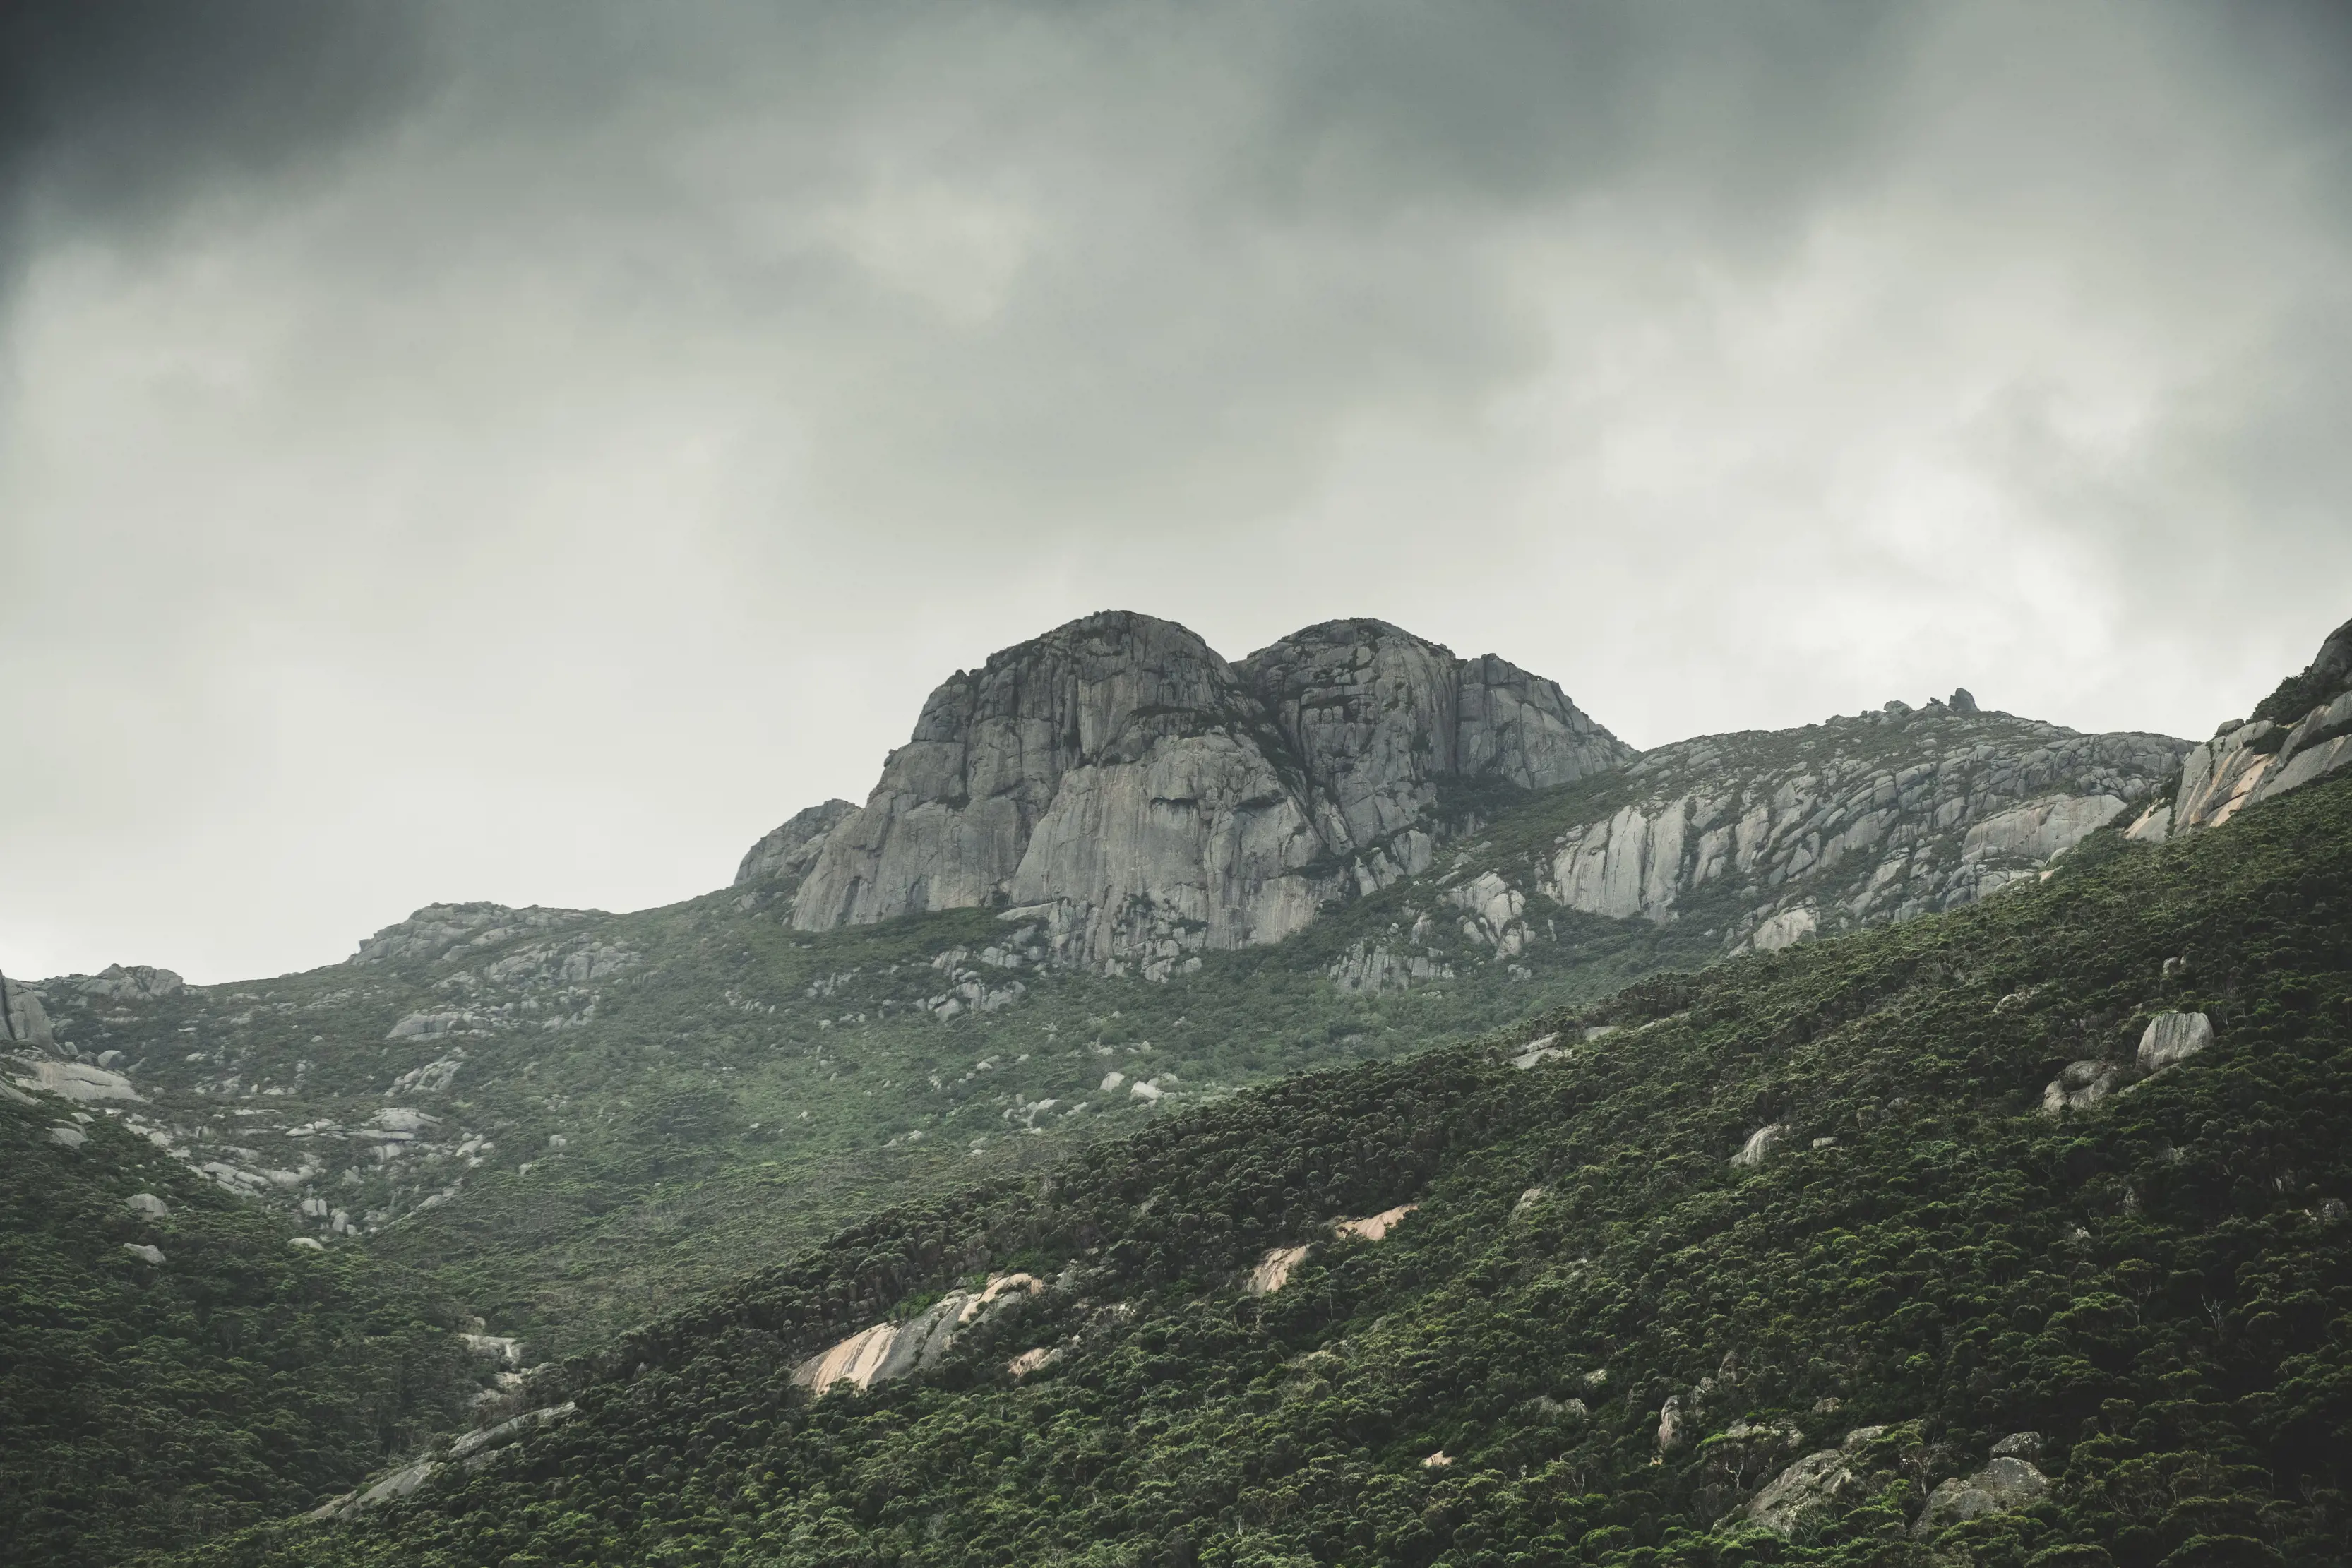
left=2128, top=615, right=2352, bottom=843
left=2, top=972, right=56, bottom=1048
left=1236, top=618, right=1631, bottom=884
left=349, top=904, right=590, bottom=966
left=786, top=612, right=1629, bottom=975
left=735, top=799, right=857, bottom=887
left=66, top=964, right=186, bottom=1001
left=1526, top=707, right=2185, bottom=954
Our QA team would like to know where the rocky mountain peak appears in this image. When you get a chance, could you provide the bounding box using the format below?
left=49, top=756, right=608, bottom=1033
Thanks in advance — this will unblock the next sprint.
left=780, top=611, right=1630, bottom=975
left=1238, top=618, right=1631, bottom=856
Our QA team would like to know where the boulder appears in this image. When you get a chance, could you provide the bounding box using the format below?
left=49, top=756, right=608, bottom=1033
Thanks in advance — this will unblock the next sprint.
left=1, top=973, right=56, bottom=1048
left=2043, top=1060, right=2120, bottom=1114
left=1656, top=1394, right=1688, bottom=1451
left=2137, top=1012, right=2215, bottom=1074
left=121, top=1243, right=164, bottom=1264
left=289, top=1236, right=325, bottom=1250
left=11, top=1060, right=141, bottom=1103
left=1246, top=1245, right=1313, bottom=1297
left=1990, top=1430, right=2042, bottom=1459
left=48, top=1124, right=88, bottom=1149
left=1745, top=1449, right=1865, bottom=1534
left=1913, top=1456, right=2048, bottom=1537
left=1731, top=1125, right=1785, bottom=1168
left=125, top=1192, right=169, bottom=1218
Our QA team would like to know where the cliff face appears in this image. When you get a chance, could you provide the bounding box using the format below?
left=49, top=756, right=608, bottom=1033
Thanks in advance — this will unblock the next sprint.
left=2126, top=617, right=2352, bottom=844
left=1238, top=619, right=1633, bottom=887
left=783, top=612, right=1630, bottom=975
left=734, top=801, right=857, bottom=888
left=1521, top=706, right=2187, bottom=954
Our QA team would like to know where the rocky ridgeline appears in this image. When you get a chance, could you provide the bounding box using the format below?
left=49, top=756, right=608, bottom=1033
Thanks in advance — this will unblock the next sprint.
left=1513, top=698, right=2186, bottom=954
left=347, top=902, right=595, bottom=966
left=2126, top=616, right=2352, bottom=844
left=737, top=614, right=2216, bottom=977
left=741, top=611, right=1633, bottom=978
left=1312, top=700, right=2188, bottom=993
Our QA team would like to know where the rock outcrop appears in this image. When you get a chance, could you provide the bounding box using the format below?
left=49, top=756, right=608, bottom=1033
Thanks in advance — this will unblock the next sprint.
left=792, top=1274, right=1043, bottom=1396
left=65, top=964, right=186, bottom=1001
left=1913, top=1453, right=2048, bottom=1538
left=2128, top=616, right=2352, bottom=843
left=1, top=972, right=55, bottom=1049
left=784, top=613, right=1628, bottom=975
left=734, top=799, right=856, bottom=887
left=1508, top=706, right=2183, bottom=953
left=348, top=904, right=590, bottom=966
left=2137, top=1010, right=2214, bottom=1074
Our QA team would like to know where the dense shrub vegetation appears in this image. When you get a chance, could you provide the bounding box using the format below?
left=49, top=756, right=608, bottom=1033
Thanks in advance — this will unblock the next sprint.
left=0, top=1104, right=487, bottom=1567
left=161, top=772, right=2352, bottom=1567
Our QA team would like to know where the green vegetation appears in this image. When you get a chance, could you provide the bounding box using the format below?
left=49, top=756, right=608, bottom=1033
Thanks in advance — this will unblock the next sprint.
left=160, top=770, right=2352, bottom=1567
left=35, top=829, right=1717, bottom=1364
left=0, top=1099, right=489, bottom=1568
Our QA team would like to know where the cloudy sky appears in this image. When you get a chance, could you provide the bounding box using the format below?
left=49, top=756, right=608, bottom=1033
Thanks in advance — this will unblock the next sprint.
left=4, top=1, right=2348, bottom=983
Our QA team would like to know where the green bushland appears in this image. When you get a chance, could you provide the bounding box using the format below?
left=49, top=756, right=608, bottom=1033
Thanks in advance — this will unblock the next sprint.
left=0, top=1102, right=489, bottom=1568
left=162, top=771, right=2352, bottom=1567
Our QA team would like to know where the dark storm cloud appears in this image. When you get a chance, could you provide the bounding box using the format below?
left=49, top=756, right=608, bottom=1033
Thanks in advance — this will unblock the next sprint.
left=0, top=1, right=433, bottom=282
left=4, top=2, right=2351, bottom=979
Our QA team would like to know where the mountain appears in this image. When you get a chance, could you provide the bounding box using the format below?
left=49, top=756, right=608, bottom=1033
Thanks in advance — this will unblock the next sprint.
left=165, top=688, right=2352, bottom=1568
left=4, top=616, right=2188, bottom=1359
left=8, top=609, right=2302, bottom=1568
left=773, top=613, right=1633, bottom=978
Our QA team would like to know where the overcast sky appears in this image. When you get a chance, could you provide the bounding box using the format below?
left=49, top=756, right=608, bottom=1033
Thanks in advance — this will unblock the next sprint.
left=4, top=1, right=2348, bottom=983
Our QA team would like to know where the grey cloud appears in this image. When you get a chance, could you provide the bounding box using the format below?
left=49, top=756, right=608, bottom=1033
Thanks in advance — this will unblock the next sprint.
left=3, top=1, right=2349, bottom=978
left=0, top=1, right=432, bottom=278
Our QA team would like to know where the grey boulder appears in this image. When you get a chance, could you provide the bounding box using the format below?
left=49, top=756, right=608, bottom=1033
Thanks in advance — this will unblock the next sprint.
left=1913, top=1456, right=2048, bottom=1538
left=2137, top=1011, right=2215, bottom=1074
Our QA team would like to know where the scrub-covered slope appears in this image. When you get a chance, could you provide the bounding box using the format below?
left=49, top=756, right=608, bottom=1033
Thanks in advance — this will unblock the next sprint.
left=7, top=618, right=2183, bottom=1371
left=0, top=1093, right=491, bottom=1568
left=193, top=767, right=2352, bottom=1568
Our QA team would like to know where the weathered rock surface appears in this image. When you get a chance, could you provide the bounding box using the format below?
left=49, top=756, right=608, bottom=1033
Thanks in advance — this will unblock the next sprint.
left=121, top=1242, right=164, bottom=1264
left=448, top=1400, right=576, bottom=1463
left=2042, top=1060, right=2120, bottom=1114
left=66, top=964, right=186, bottom=1001
left=792, top=1274, right=1043, bottom=1396
left=734, top=799, right=857, bottom=887
left=1237, top=618, right=1630, bottom=877
left=1913, top=1454, right=2048, bottom=1537
left=349, top=903, right=590, bottom=966
left=2130, top=616, right=2352, bottom=842
left=11, top=1059, right=142, bottom=1103
left=1520, top=707, right=2182, bottom=954
left=125, top=1192, right=169, bottom=1218
left=1746, top=1449, right=1864, bottom=1533
left=2, top=972, right=55, bottom=1048
left=786, top=612, right=1628, bottom=974
left=1246, top=1205, right=1419, bottom=1295
left=2137, top=1010, right=2214, bottom=1074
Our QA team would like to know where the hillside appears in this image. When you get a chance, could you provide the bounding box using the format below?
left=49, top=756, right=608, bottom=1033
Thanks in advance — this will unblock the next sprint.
left=167, top=734, right=2352, bottom=1567
left=9, top=660, right=2178, bottom=1366
left=0, top=1091, right=494, bottom=1568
